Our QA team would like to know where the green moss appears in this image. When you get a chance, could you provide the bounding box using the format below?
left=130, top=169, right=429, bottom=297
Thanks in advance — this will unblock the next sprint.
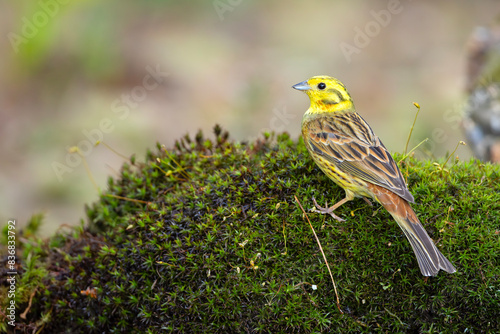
left=3, top=126, right=500, bottom=333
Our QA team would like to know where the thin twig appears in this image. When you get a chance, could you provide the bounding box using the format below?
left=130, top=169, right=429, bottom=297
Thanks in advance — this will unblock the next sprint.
left=403, top=102, right=421, bottom=157
left=294, top=195, right=342, bottom=314
left=20, top=289, right=37, bottom=319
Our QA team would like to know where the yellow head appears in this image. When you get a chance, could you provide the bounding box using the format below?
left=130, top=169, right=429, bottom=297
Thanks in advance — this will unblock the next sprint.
left=293, top=75, right=354, bottom=113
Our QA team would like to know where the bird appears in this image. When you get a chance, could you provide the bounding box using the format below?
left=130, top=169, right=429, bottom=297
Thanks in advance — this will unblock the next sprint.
left=293, top=75, right=456, bottom=276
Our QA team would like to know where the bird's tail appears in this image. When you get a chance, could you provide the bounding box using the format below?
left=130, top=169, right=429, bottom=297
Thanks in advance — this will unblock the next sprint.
left=368, top=184, right=456, bottom=276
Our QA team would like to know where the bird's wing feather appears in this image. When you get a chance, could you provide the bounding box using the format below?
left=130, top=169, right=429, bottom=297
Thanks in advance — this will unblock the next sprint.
left=305, top=113, right=415, bottom=202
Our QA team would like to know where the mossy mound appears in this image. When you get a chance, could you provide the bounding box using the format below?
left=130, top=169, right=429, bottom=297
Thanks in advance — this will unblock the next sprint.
left=2, top=126, right=500, bottom=333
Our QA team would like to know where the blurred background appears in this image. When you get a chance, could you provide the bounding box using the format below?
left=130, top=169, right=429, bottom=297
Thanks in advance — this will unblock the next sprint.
left=1, top=0, right=499, bottom=235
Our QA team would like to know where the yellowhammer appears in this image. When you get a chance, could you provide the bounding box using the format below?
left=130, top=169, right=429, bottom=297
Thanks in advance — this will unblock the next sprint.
left=294, top=75, right=456, bottom=276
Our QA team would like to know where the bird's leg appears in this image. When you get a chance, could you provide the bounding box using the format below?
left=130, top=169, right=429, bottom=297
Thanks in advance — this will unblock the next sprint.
left=362, top=197, right=373, bottom=206
left=311, top=196, right=351, bottom=222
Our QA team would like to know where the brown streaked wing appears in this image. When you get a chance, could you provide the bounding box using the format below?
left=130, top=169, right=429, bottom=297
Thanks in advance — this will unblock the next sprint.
left=305, top=113, right=415, bottom=203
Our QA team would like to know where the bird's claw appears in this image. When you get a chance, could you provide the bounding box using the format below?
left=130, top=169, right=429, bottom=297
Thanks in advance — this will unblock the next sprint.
left=363, top=197, right=373, bottom=206
left=311, top=197, right=345, bottom=222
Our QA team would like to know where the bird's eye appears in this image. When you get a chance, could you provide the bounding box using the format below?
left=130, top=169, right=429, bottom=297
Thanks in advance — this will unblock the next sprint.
left=318, top=83, right=326, bottom=90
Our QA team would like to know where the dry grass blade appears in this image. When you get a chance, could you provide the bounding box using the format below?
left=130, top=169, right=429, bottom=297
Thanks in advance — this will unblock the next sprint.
left=294, top=195, right=343, bottom=314
left=105, top=194, right=151, bottom=205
